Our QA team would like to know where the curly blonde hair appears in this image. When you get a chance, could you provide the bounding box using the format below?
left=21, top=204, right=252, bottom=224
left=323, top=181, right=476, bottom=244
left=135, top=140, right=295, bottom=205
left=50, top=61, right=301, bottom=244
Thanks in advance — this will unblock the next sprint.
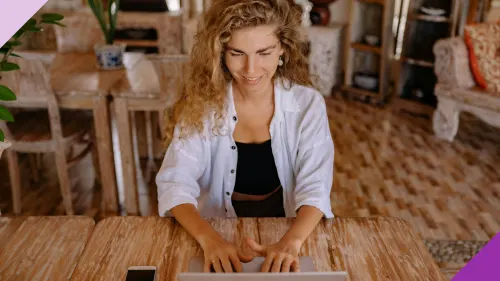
left=164, top=0, right=313, bottom=147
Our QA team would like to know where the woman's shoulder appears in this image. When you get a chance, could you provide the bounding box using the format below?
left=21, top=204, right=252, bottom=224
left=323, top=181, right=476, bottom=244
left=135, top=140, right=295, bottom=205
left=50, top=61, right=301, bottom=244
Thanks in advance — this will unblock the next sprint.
left=281, top=80, right=327, bottom=113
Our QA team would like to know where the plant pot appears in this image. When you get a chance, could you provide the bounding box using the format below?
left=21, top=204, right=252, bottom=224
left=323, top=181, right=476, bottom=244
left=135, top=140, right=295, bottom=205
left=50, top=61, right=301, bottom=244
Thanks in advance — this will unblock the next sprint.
left=94, top=43, right=127, bottom=70
left=0, top=141, right=11, bottom=159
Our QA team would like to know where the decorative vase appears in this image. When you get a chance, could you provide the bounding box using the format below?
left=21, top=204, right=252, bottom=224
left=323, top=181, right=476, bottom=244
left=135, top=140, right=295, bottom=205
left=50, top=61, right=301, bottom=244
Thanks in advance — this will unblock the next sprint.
left=93, top=42, right=126, bottom=70
left=0, top=141, right=11, bottom=159
left=308, top=0, right=337, bottom=26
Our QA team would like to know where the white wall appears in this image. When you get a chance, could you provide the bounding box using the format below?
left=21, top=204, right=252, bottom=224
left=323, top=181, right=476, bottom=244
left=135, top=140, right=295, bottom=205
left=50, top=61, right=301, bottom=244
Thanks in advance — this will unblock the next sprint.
left=329, top=0, right=350, bottom=24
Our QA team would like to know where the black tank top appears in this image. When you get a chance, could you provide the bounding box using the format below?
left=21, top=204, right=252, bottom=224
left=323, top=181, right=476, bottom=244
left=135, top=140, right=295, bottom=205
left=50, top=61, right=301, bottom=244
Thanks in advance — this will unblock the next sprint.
left=233, top=139, right=282, bottom=195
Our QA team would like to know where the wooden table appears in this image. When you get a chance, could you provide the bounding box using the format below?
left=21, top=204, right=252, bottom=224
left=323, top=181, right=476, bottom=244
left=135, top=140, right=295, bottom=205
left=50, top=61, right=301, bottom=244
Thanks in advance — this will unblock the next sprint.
left=0, top=216, right=95, bottom=281
left=69, top=216, right=446, bottom=281
left=49, top=52, right=144, bottom=214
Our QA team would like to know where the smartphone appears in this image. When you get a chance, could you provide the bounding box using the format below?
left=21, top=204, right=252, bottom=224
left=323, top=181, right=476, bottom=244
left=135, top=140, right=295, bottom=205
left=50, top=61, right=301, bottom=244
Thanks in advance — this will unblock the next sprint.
left=125, top=266, right=157, bottom=281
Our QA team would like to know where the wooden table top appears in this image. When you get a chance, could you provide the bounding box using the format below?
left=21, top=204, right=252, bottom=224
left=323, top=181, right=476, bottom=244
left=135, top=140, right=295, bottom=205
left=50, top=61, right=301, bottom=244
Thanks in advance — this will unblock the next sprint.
left=0, top=216, right=95, bottom=281
left=69, top=216, right=446, bottom=281
left=49, top=52, right=144, bottom=96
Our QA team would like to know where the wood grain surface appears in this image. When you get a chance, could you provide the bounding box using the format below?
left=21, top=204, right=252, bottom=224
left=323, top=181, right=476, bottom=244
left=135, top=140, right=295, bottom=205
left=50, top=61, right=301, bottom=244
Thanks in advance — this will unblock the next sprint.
left=0, top=216, right=95, bottom=281
left=49, top=52, right=144, bottom=96
left=69, top=216, right=446, bottom=281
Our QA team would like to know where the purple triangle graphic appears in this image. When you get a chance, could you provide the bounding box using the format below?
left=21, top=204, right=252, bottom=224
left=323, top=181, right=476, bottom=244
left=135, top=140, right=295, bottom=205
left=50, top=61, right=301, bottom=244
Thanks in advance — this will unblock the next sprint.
left=451, top=232, right=500, bottom=281
left=0, top=0, right=48, bottom=47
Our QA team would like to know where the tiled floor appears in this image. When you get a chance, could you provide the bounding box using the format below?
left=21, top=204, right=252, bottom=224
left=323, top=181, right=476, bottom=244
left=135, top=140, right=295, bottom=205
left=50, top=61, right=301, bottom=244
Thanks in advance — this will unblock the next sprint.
left=324, top=96, right=500, bottom=241
left=1, top=94, right=498, bottom=279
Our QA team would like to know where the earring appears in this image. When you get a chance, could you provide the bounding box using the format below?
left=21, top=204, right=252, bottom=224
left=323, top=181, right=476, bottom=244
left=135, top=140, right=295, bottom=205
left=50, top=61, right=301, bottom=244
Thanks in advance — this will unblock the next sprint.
left=278, top=56, right=283, bottom=66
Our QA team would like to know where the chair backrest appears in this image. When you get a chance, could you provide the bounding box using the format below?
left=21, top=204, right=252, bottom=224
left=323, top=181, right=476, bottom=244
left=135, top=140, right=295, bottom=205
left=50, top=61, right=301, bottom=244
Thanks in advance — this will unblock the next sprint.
left=53, top=11, right=105, bottom=53
left=0, top=53, right=64, bottom=143
left=1, top=52, right=56, bottom=107
left=146, top=54, right=190, bottom=106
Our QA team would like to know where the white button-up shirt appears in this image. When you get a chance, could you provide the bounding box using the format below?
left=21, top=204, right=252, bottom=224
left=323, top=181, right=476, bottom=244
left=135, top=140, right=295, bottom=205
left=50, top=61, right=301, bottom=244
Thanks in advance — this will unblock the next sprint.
left=156, top=78, right=335, bottom=218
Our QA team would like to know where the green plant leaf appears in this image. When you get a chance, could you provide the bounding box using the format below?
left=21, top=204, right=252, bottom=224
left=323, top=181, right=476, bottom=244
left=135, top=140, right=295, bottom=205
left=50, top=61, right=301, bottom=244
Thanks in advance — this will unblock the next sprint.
left=25, top=26, right=42, bottom=32
left=0, top=85, right=17, bottom=101
left=0, top=62, right=20, bottom=72
left=9, top=53, right=22, bottom=58
left=25, top=18, right=37, bottom=27
left=0, top=105, right=14, bottom=122
left=0, top=47, right=11, bottom=54
left=0, top=129, right=4, bottom=142
left=88, top=0, right=110, bottom=44
left=41, top=20, right=66, bottom=27
left=12, top=28, right=26, bottom=39
left=108, top=0, right=120, bottom=44
left=9, top=40, right=22, bottom=46
left=41, top=13, right=64, bottom=22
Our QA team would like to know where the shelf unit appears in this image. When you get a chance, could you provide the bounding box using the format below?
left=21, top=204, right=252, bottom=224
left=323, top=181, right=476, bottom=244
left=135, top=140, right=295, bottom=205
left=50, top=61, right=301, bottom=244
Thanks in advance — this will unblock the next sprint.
left=391, top=0, right=461, bottom=117
left=342, top=0, right=396, bottom=105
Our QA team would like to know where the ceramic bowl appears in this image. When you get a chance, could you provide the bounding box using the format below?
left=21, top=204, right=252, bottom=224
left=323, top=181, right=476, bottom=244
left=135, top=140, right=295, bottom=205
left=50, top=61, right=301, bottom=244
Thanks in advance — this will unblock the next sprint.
left=364, top=35, right=380, bottom=46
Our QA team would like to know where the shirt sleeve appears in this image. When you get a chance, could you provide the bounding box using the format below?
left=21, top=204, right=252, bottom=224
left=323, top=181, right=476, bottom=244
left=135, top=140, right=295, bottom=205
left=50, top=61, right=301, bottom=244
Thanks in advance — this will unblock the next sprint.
left=156, top=123, right=208, bottom=217
left=293, top=93, right=335, bottom=218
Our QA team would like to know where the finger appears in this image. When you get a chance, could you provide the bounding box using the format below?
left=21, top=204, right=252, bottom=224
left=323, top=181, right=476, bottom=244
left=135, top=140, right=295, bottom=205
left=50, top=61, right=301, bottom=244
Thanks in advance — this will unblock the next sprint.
left=237, top=248, right=254, bottom=263
left=212, top=258, right=224, bottom=273
left=220, top=255, right=234, bottom=273
left=291, top=258, right=301, bottom=272
left=271, top=255, right=285, bottom=272
left=245, top=237, right=267, bottom=256
left=204, top=259, right=211, bottom=273
left=261, top=253, right=276, bottom=272
left=281, top=256, right=294, bottom=272
left=229, top=252, right=244, bottom=272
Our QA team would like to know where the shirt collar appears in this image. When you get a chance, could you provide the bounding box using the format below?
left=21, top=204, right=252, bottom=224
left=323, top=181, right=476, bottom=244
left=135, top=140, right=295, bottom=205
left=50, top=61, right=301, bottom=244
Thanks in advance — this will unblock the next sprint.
left=226, top=78, right=301, bottom=121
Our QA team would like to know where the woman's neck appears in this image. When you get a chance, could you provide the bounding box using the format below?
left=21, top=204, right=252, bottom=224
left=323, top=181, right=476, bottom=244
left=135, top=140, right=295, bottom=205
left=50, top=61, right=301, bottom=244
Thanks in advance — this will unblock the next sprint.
left=232, top=80, right=274, bottom=106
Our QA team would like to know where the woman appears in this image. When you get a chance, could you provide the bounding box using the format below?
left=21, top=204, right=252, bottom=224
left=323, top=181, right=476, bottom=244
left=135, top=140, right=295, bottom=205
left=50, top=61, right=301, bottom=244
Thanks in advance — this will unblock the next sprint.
left=156, top=0, right=335, bottom=274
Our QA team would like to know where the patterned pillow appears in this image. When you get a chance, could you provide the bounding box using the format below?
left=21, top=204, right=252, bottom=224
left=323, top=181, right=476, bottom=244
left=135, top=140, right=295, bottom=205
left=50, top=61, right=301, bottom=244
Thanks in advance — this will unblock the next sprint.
left=463, top=22, right=500, bottom=94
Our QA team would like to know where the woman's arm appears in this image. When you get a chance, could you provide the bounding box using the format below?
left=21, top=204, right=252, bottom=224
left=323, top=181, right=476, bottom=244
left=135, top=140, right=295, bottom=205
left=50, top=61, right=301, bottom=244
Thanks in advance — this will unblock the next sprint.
left=280, top=205, right=324, bottom=245
left=156, top=124, right=251, bottom=273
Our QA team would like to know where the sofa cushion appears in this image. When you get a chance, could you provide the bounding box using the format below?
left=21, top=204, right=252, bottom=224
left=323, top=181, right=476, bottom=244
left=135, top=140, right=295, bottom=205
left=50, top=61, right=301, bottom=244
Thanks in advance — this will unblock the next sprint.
left=464, top=22, right=500, bottom=95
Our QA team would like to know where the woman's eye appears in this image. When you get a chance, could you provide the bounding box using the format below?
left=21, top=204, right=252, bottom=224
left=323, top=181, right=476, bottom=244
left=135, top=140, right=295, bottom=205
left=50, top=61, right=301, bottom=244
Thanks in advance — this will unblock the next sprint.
left=260, top=53, right=271, bottom=56
left=230, top=53, right=242, bottom=56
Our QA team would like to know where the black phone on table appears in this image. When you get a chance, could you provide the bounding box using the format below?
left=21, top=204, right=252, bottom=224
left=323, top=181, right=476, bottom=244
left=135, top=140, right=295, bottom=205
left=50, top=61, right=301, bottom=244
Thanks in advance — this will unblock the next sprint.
left=125, top=266, right=156, bottom=281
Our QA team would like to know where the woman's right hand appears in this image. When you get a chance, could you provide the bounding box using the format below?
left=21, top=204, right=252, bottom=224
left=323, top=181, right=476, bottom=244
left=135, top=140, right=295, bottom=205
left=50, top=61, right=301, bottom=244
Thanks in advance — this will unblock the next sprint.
left=198, top=233, right=254, bottom=273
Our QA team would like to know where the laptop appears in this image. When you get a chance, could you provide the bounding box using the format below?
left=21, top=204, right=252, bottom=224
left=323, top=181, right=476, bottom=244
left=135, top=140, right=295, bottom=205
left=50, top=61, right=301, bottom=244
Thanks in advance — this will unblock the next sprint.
left=178, top=256, right=347, bottom=281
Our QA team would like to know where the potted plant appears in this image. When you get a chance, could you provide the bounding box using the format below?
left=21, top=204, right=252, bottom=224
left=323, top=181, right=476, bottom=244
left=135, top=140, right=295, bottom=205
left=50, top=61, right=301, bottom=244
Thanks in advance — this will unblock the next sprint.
left=0, top=13, right=65, bottom=159
left=87, top=0, right=126, bottom=70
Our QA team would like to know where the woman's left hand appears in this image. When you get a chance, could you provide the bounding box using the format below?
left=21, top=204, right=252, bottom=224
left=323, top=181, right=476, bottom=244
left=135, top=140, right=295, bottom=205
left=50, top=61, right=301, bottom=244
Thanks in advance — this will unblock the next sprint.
left=244, top=237, right=302, bottom=272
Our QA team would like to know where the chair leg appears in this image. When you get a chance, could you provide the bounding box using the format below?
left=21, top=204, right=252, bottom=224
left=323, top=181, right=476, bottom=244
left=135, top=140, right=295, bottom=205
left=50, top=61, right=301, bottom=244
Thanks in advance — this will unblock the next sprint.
left=54, top=149, right=74, bottom=215
left=6, top=150, right=22, bottom=215
left=144, top=111, right=157, bottom=184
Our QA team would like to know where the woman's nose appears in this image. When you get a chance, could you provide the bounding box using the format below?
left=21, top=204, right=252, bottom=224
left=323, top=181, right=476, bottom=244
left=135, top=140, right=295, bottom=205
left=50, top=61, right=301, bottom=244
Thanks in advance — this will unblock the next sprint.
left=244, top=56, right=257, bottom=74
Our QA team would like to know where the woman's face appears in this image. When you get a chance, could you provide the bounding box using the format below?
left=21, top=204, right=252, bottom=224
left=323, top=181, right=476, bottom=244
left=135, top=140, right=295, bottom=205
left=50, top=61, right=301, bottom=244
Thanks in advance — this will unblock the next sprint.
left=224, top=24, right=284, bottom=93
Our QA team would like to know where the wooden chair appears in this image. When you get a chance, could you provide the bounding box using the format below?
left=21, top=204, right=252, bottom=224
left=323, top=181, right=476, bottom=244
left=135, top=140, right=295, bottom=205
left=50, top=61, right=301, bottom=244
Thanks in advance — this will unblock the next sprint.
left=112, top=54, right=189, bottom=215
left=0, top=53, right=94, bottom=215
left=52, top=10, right=104, bottom=53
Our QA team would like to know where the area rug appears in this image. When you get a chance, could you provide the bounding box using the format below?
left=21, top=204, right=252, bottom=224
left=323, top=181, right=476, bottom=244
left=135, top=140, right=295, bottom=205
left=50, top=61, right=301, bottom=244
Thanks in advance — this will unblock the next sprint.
left=423, top=239, right=489, bottom=280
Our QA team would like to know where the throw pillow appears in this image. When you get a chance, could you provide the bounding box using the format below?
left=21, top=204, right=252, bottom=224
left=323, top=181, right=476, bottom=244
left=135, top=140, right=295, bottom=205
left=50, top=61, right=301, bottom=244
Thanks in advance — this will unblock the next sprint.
left=463, top=21, right=500, bottom=94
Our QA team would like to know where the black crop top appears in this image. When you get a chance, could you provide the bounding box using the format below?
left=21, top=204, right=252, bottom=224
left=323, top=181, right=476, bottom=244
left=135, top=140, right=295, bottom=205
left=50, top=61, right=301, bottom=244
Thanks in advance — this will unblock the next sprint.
left=233, top=139, right=282, bottom=196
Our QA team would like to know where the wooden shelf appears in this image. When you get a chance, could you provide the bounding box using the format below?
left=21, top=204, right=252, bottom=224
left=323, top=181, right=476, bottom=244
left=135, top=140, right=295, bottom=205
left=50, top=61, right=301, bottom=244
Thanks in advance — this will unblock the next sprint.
left=342, top=0, right=393, bottom=104
left=344, top=85, right=379, bottom=97
left=351, top=43, right=382, bottom=54
left=115, top=39, right=158, bottom=47
left=401, top=57, right=434, bottom=68
left=357, top=0, right=385, bottom=5
left=408, top=13, right=451, bottom=23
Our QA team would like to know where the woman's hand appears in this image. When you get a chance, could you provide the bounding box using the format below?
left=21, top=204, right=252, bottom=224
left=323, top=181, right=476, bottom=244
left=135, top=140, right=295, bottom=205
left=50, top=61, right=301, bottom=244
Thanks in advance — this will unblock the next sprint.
left=198, top=233, right=253, bottom=273
left=245, top=237, right=302, bottom=272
